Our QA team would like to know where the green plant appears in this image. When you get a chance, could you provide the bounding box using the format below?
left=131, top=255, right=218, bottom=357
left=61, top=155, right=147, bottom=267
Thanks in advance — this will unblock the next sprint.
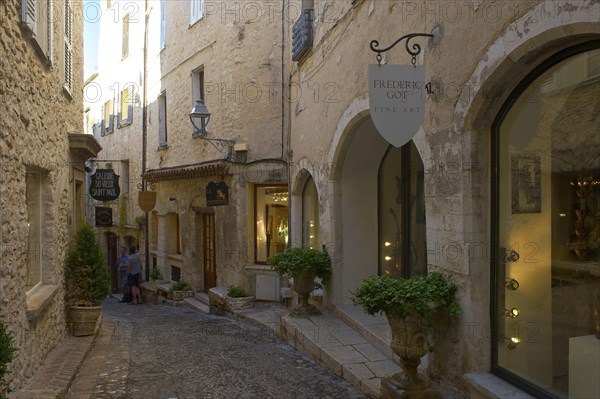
left=170, top=281, right=192, bottom=292
left=351, top=271, right=461, bottom=326
left=150, top=268, right=161, bottom=281
left=0, top=321, right=17, bottom=397
left=267, top=247, right=331, bottom=286
left=117, top=194, right=128, bottom=234
left=227, top=285, right=249, bottom=298
left=65, top=223, right=110, bottom=307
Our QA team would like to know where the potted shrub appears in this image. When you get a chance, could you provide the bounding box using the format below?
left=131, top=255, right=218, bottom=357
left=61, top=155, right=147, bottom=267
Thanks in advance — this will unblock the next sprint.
left=225, top=285, right=254, bottom=311
left=65, top=223, right=110, bottom=336
left=351, top=271, right=461, bottom=398
left=267, top=247, right=331, bottom=316
left=0, top=321, right=16, bottom=399
left=168, top=281, right=193, bottom=301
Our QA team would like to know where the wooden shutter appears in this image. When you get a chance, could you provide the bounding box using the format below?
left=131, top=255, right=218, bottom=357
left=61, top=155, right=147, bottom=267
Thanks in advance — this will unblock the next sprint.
left=21, top=0, right=36, bottom=33
left=64, top=0, right=73, bottom=93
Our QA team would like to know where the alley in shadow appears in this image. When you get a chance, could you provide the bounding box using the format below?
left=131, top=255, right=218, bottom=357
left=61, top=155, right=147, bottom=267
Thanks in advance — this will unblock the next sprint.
left=66, top=297, right=366, bottom=399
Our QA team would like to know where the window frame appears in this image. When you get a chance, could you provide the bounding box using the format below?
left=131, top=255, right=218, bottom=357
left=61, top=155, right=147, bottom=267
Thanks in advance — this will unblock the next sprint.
left=158, top=92, right=168, bottom=148
left=253, top=184, right=289, bottom=264
left=490, top=40, right=600, bottom=399
left=26, top=168, right=44, bottom=293
left=301, top=176, right=319, bottom=250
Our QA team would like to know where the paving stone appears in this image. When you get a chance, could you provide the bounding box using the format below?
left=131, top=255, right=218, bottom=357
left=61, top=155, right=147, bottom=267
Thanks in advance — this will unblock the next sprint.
left=353, top=343, right=389, bottom=362
left=64, top=298, right=365, bottom=398
left=365, top=359, right=402, bottom=378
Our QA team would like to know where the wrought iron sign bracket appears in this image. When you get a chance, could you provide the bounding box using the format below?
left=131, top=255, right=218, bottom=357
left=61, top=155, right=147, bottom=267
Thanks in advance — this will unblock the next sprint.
left=370, top=33, right=434, bottom=66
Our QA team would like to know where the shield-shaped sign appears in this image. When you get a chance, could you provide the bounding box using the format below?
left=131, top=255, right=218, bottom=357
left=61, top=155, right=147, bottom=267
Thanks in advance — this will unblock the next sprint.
left=369, top=64, right=426, bottom=148
left=89, top=169, right=121, bottom=202
left=138, top=191, right=157, bottom=213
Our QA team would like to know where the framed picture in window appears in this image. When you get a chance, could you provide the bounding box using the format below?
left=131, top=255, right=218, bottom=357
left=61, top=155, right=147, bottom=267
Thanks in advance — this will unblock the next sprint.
left=511, top=155, right=541, bottom=214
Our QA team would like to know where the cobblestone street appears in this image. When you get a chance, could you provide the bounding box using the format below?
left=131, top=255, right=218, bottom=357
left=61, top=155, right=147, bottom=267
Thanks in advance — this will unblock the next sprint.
left=66, top=298, right=366, bottom=399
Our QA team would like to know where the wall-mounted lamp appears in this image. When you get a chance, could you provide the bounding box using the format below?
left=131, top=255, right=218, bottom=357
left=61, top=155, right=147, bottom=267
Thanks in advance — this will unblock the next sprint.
left=503, top=308, right=520, bottom=318
left=189, top=99, right=235, bottom=159
left=505, top=278, right=520, bottom=291
left=507, top=337, right=521, bottom=350
left=190, top=99, right=210, bottom=136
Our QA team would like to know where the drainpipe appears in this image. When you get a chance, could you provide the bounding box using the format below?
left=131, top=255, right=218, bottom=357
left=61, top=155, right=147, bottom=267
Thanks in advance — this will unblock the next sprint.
left=142, top=0, right=150, bottom=280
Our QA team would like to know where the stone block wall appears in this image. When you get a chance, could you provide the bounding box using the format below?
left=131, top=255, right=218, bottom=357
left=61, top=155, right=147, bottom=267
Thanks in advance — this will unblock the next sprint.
left=0, top=0, right=84, bottom=391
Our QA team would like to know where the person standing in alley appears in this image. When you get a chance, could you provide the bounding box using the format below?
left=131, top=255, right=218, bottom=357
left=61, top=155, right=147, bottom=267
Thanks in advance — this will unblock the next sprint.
left=126, top=245, right=142, bottom=305
left=117, top=246, right=130, bottom=302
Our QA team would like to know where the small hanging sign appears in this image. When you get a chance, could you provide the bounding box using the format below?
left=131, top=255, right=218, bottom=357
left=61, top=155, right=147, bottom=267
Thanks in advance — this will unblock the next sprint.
left=138, top=191, right=157, bottom=213
left=206, top=181, right=229, bottom=206
left=369, top=64, right=427, bottom=148
left=89, top=169, right=120, bottom=202
left=95, top=206, right=113, bottom=227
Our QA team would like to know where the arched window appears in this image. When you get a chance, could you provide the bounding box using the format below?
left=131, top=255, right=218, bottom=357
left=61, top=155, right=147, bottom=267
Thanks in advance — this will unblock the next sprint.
left=378, top=141, right=426, bottom=277
left=492, top=44, right=600, bottom=398
left=302, top=176, right=319, bottom=249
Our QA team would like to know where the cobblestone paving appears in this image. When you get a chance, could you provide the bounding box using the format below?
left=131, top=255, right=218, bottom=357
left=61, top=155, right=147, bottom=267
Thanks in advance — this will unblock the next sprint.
left=67, top=298, right=367, bottom=399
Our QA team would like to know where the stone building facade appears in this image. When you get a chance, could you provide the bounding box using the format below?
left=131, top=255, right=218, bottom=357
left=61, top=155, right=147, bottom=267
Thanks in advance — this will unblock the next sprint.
left=286, top=0, right=599, bottom=398
left=90, top=0, right=289, bottom=297
left=0, top=0, right=99, bottom=392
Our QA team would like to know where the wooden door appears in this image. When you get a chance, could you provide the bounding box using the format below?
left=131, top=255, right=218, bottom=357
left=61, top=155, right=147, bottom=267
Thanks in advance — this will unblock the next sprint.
left=203, top=213, right=216, bottom=291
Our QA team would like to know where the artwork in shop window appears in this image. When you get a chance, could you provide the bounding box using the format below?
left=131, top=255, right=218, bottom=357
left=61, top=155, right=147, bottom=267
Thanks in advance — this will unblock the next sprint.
left=511, top=156, right=541, bottom=214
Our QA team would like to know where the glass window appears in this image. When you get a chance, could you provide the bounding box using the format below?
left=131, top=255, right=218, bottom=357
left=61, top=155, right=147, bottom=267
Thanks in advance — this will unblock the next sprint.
left=302, top=177, right=319, bottom=249
left=378, top=141, right=426, bottom=277
left=493, top=47, right=600, bottom=398
left=255, top=185, right=288, bottom=263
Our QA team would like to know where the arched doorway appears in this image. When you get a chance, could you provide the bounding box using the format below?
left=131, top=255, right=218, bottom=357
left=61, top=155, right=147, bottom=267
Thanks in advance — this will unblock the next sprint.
left=339, top=116, right=427, bottom=303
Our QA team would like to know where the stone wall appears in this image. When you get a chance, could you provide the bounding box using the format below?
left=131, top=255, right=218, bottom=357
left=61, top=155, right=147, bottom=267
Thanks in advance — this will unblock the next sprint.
left=0, top=0, right=84, bottom=391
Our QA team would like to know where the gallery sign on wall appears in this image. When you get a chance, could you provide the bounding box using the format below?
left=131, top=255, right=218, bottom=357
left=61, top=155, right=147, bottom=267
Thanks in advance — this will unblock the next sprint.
left=369, top=64, right=427, bottom=148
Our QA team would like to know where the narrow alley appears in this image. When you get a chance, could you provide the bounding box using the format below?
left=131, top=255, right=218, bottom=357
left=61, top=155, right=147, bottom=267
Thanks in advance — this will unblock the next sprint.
left=65, top=298, right=366, bottom=399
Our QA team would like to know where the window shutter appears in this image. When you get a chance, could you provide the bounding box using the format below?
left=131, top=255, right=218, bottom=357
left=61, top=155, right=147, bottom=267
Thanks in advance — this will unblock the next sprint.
left=190, top=0, right=204, bottom=24
left=64, top=0, right=73, bottom=93
left=21, top=0, right=36, bottom=33
left=127, top=104, right=133, bottom=124
left=160, top=0, right=166, bottom=49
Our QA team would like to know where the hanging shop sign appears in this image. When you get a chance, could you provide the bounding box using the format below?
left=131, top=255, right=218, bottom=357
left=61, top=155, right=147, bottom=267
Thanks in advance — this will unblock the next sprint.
left=138, top=191, right=157, bottom=213
left=206, top=181, right=229, bottom=206
left=369, top=64, right=427, bottom=148
left=89, top=169, right=120, bottom=201
left=368, top=33, right=434, bottom=148
left=95, top=206, right=113, bottom=227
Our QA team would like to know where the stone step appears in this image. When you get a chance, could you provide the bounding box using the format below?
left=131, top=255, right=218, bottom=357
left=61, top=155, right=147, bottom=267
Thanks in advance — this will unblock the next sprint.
left=195, top=291, right=210, bottom=306
left=183, top=297, right=210, bottom=314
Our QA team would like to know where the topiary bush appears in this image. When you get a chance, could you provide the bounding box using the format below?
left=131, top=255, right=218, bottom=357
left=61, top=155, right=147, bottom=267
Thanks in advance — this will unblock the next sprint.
left=65, top=223, right=110, bottom=307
